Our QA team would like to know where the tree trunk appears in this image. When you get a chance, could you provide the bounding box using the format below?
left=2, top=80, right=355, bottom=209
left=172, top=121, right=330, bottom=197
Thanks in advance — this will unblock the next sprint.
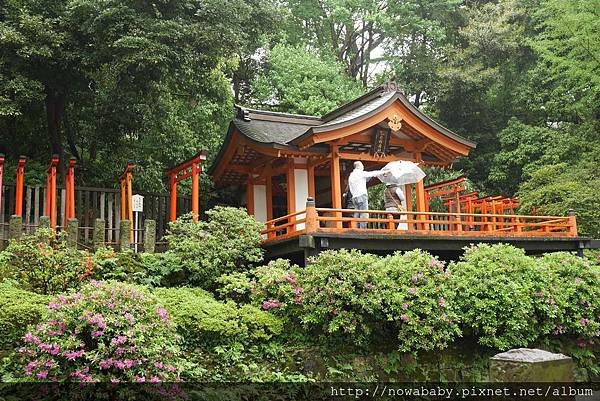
left=45, top=87, right=66, bottom=176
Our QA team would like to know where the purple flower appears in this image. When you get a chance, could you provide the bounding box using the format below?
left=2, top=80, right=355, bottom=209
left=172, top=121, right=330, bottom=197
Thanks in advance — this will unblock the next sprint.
left=575, top=277, right=583, bottom=284
left=24, top=332, right=41, bottom=344
left=156, top=307, right=169, bottom=321
left=154, top=362, right=164, bottom=369
left=91, top=330, right=103, bottom=338
left=400, top=314, right=410, bottom=322
left=111, top=336, right=127, bottom=346
left=64, top=349, right=84, bottom=360
left=408, top=287, right=417, bottom=295
left=36, top=371, right=49, bottom=379
left=262, top=299, right=281, bottom=310
left=135, top=376, right=146, bottom=383
left=150, top=376, right=160, bottom=383
left=401, top=303, right=409, bottom=310
left=114, top=361, right=126, bottom=370
left=124, top=359, right=135, bottom=368
left=124, top=312, right=134, bottom=322
left=581, top=318, right=590, bottom=327
left=99, top=359, right=113, bottom=370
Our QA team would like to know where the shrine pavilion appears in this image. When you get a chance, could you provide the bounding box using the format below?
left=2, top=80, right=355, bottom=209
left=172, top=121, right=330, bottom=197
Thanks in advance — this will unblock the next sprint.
left=210, top=82, right=589, bottom=263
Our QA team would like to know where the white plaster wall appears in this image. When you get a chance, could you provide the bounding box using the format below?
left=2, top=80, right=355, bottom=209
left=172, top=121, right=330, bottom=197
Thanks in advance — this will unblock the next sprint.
left=253, top=184, right=267, bottom=223
left=294, top=169, right=308, bottom=230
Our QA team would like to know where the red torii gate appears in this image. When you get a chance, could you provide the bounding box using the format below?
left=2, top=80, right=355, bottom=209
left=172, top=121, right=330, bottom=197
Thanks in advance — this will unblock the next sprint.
left=44, top=155, right=60, bottom=228
left=119, top=162, right=135, bottom=241
left=167, top=150, right=208, bottom=222
left=63, top=158, right=76, bottom=227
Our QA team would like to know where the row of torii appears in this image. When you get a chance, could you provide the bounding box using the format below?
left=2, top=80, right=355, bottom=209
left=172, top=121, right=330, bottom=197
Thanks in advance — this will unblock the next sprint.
left=0, top=151, right=208, bottom=229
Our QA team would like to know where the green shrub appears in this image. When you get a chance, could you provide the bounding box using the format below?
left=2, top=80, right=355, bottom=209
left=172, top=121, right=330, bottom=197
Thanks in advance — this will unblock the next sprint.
left=0, top=282, right=50, bottom=350
left=164, top=207, right=264, bottom=289
left=153, top=287, right=282, bottom=349
left=90, top=248, right=147, bottom=283
left=16, top=281, right=183, bottom=382
left=376, top=250, right=461, bottom=352
left=138, top=252, right=186, bottom=287
left=541, top=252, right=600, bottom=341
left=448, top=244, right=557, bottom=349
left=0, top=229, right=88, bottom=294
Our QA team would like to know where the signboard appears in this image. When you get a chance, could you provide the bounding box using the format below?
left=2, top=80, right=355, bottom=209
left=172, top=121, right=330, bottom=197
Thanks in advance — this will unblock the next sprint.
left=371, top=128, right=391, bottom=156
left=132, top=194, right=144, bottom=212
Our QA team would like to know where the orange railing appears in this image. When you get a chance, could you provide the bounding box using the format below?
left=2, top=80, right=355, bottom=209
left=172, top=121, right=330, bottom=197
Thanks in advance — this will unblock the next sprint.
left=261, top=204, right=578, bottom=242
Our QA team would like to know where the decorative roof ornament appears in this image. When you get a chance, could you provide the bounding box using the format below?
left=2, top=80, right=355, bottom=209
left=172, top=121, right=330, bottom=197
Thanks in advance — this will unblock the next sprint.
left=388, top=114, right=403, bottom=131
left=382, top=81, right=399, bottom=93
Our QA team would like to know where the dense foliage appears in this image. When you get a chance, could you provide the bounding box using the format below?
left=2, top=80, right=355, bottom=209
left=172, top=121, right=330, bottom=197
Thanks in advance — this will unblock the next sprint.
left=2, top=219, right=599, bottom=382
left=0, top=229, right=88, bottom=294
left=0, top=283, right=49, bottom=350
left=163, top=208, right=264, bottom=288
left=16, top=281, right=182, bottom=382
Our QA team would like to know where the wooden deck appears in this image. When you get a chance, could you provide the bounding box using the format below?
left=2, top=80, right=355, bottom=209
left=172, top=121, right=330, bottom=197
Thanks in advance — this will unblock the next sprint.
left=260, top=202, right=595, bottom=264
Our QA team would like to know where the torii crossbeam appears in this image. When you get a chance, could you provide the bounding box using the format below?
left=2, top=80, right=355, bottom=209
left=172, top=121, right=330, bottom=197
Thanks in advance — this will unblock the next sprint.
left=166, top=150, right=208, bottom=222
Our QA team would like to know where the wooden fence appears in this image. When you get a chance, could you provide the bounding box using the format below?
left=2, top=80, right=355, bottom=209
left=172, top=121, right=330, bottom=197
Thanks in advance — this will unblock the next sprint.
left=0, top=184, right=191, bottom=245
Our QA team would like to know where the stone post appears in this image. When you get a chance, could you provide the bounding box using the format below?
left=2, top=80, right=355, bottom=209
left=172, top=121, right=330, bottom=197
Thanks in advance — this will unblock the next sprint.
left=93, top=219, right=105, bottom=251
left=38, top=216, right=51, bottom=231
left=490, top=348, right=574, bottom=382
left=119, top=220, right=131, bottom=252
left=67, top=218, right=78, bottom=248
left=9, top=215, right=23, bottom=240
left=143, top=219, right=156, bottom=253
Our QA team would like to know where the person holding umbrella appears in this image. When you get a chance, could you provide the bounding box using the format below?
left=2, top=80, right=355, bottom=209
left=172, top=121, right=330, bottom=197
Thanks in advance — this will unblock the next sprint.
left=378, top=160, right=427, bottom=231
left=384, top=183, right=408, bottom=230
left=348, top=161, right=388, bottom=229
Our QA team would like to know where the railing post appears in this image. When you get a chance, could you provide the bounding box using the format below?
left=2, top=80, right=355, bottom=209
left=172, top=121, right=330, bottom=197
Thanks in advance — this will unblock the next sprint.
left=567, top=209, right=577, bottom=237
left=119, top=220, right=131, bottom=251
left=387, top=213, right=395, bottom=230
left=93, top=219, right=105, bottom=251
left=305, top=198, right=318, bottom=234
left=144, top=219, right=156, bottom=253
left=67, top=218, right=78, bottom=249
left=9, top=215, right=23, bottom=240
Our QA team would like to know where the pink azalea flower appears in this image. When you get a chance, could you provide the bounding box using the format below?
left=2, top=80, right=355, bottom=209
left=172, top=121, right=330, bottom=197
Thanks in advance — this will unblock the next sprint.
left=36, top=371, right=49, bottom=379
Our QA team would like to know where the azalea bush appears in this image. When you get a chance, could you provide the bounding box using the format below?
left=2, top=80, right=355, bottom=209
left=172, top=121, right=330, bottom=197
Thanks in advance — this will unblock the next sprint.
left=299, top=250, right=382, bottom=344
left=17, top=281, right=182, bottom=382
left=377, top=251, right=461, bottom=352
left=541, top=252, right=600, bottom=342
left=448, top=244, right=559, bottom=349
left=217, top=259, right=303, bottom=317
left=164, top=207, right=264, bottom=289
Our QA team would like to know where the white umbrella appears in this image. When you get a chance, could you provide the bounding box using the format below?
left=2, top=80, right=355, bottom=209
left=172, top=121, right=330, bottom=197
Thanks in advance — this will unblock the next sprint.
left=378, top=160, right=426, bottom=185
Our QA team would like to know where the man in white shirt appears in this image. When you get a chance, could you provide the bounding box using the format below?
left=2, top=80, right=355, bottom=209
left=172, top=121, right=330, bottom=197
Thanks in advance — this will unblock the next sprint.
left=348, top=161, right=387, bottom=228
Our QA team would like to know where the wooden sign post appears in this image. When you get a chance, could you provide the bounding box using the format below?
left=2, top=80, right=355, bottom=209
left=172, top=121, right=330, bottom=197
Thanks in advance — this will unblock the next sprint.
left=119, top=162, right=135, bottom=242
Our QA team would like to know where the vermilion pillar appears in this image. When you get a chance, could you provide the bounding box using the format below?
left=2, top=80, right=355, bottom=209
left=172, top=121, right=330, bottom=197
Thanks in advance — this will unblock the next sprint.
left=45, top=155, right=60, bottom=228
left=14, top=156, right=26, bottom=216
left=167, top=150, right=208, bottom=222
left=64, top=158, right=76, bottom=226
left=119, top=162, right=135, bottom=241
